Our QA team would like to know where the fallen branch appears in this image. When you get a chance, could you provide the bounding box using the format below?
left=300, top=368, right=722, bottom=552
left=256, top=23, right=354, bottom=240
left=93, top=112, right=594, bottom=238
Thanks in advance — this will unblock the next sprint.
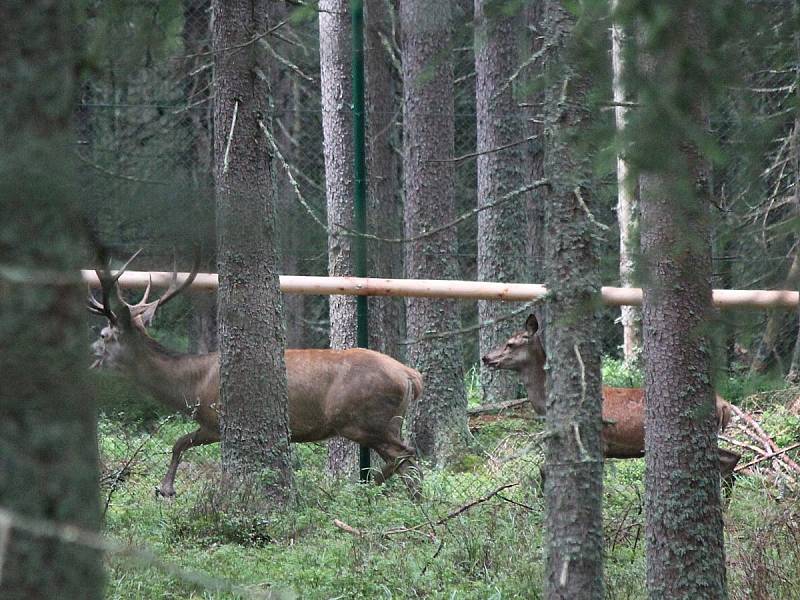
left=332, top=519, right=364, bottom=537
left=467, top=398, right=530, bottom=416
left=735, top=441, right=800, bottom=472
left=731, top=404, right=800, bottom=474
left=718, top=433, right=768, bottom=457
left=383, top=482, right=519, bottom=537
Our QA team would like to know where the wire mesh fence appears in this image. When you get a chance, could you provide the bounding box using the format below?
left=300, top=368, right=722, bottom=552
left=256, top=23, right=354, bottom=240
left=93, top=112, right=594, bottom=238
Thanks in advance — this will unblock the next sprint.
left=75, top=1, right=550, bottom=555
left=53, top=1, right=800, bottom=595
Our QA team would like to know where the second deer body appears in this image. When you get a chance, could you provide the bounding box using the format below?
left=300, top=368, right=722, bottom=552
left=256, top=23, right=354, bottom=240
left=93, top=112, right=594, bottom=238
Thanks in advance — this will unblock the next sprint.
left=482, top=314, right=741, bottom=477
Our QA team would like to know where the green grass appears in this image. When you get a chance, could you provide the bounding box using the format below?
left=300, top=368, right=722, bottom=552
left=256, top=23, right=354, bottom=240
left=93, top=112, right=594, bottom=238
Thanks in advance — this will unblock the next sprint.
left=97, top=367, right=799, bottom=599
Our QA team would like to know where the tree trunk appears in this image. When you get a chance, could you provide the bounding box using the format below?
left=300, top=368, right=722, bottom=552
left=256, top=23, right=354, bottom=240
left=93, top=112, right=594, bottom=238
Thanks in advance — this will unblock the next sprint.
left=787, top=119, right=800, bottom=381
left=318, top=0, right=360, bottom=478
left=365, top=0, right=403, bottom=361
left=0, top=2, right=104, bottom=597
left=524, top=1, right=546, bottom=282
left=611, top=0, right=640, bottom=364
left=475, top=0, right=530, bottom=404
left=750, top=235, right=800, bottom=375
left=213, top=0, right=293, bottom=503
left=635, top=6, right=727, bottom=598
left=400, top=0, right=471, bottom=464
left=268, top=0, right=307, bottom=349
left=181, top=0, right=218, bottom=355
left=540, top=2, right=604, bottom=598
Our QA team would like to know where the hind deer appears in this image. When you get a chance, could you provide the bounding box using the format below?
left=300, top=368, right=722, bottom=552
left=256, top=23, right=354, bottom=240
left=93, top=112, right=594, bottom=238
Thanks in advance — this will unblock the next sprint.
left=88, top=251, right=422, bottom=497
left=482, top=314, right=741, bottom=483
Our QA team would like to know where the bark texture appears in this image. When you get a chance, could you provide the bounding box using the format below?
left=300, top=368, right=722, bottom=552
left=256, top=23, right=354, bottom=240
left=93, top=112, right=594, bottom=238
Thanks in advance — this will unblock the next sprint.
left=611, top=0, right=640, bottom=363
left=0, top=2, right=104, bottom=597
left=524, top=1, right=546, bottom=281
left=475, top=0, right=530, bottom=403
left=365, top=0, right=403, bottom=361
left=541, top=2, right=604, bottom=598
left=182, top=0, right=218, bottom=355
left=400, top=0, right=471, bottom=464
left=319, top=0, right=360, bottom=477
left=636, top=6, right=727, bottom=598
left=267, top=0, right=307, bottom=348
left=213, top=0, right=293, bottom=502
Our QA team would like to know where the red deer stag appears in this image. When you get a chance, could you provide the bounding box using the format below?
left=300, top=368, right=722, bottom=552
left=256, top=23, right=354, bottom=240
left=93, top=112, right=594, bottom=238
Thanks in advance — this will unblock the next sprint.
left=88, top=252, right=422, bottom=497
left=482, top=314, right=741, bottom=483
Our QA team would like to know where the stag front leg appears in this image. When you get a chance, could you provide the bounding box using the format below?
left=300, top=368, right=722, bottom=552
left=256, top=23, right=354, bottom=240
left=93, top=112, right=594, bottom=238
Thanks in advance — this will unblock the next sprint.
left=157, top=427, right=218, bottom=498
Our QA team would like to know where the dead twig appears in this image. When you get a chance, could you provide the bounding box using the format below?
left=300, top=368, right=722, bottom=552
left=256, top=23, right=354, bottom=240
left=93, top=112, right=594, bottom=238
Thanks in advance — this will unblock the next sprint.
left=732, top=405, right=800, bottom=474
left=735, top=441, right=800, bottom=473
left=383, top=482, right=519, bottom=537
left=467, top=397, right=529, bottom=416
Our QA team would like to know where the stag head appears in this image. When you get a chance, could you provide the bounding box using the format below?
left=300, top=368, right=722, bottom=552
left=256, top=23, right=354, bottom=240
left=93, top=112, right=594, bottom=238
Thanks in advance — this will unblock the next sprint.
left=87, top=249, right=199, bottom=370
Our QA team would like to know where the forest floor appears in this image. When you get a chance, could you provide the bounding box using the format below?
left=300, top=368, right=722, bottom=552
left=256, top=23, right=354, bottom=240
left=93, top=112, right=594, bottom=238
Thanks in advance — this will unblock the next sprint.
left=97, top=372, right=800, bottom=599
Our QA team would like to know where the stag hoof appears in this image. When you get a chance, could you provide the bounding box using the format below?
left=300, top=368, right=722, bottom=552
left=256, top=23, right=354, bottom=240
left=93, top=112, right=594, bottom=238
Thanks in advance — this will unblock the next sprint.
left=154, top=486, right=176, bottom=500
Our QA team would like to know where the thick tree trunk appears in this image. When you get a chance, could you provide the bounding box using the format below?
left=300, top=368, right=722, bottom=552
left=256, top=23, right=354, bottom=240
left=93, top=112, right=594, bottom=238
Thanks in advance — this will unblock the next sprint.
left=524, top=2, right=546, bottom=282
left=635, top=6, right=727, bottom=598
left=611, top=0, right=641, bottom=364
left=268, top=0, right=308, bottom=349
left=365, top=0, right=403, bottom=361
left=540, top=2, right=604, bottom=598
left=213, top=0, right=293, bottom=503
left=787, top=119, right=800, bottom=381
left=181, top=0, right=219, bottom=355
left=0, top=2, right=104, bottom=597
left=400, top=0, right=471, bottom=464
left=475, top=0, right=530, bottom=404
left=319, top=0, right=360, bottom=477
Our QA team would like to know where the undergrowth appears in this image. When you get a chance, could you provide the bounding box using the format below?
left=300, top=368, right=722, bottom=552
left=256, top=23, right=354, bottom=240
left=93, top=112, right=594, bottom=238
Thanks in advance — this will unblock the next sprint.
left=98, top=366, right=800, bottom=599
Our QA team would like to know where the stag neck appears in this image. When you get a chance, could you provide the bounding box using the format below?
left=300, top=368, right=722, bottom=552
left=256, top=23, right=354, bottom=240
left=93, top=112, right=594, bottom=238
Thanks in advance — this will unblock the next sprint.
left=122, top=331, right=217, bottom=417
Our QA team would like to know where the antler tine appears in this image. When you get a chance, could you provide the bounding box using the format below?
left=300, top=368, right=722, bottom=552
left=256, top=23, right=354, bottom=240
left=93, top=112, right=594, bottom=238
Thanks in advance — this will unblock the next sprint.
left=140, top=274, right=152, bottom=304
left=155, top=247, right=201, bottom=308
left=89, top=248, right=143, bottom=324
left=112, top=248, right=143, bottom=286
left=87, top=284, right=111, bottom=317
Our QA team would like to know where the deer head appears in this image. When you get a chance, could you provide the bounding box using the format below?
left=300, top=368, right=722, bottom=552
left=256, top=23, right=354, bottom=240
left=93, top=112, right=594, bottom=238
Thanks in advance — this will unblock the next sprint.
left=482, top=314, right=544, bottom=372
left=87, top=249, right=199, bottom=370
left=482, top=314, right=547, bottom=414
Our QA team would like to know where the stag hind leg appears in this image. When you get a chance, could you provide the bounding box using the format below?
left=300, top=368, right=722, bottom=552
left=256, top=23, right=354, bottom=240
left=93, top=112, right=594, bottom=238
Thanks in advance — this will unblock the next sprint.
left=157, top=427, right=219, bottom=498
left=372, top=436, right=422, bottom=499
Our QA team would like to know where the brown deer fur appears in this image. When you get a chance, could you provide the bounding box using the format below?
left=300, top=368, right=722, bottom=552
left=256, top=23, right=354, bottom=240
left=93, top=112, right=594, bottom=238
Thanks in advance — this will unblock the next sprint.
left=89, top=257, right=422, bottom=497
left=482, top=314, right=740, bottom=480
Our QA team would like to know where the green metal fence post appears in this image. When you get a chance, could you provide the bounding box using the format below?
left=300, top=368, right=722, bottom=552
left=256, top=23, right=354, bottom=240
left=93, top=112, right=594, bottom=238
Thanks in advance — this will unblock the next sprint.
left=351, top=0, right=371, bottom=481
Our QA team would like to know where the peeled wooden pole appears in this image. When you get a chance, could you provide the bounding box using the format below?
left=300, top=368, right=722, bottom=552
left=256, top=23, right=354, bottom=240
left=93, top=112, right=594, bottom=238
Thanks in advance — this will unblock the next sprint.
left=80, top=270, right=800, bottom=309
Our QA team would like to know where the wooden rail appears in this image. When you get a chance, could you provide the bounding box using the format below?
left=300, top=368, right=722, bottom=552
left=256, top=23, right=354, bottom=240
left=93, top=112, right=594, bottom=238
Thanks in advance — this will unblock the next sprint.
left=80, top=270, right=800, bottom=309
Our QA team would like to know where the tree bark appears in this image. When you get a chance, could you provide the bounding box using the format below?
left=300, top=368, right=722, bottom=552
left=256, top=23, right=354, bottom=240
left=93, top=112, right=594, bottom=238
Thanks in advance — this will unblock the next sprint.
left=0, top=2, right=104, bottom=597
left=540, top=2, right=604, bottom=598
left=267, top=0, right=309, bottom=349
left=213, top=0, right=293, bottom=503
left=611, top=0, right=641, bottom=364
left=318, top=0, right=360, bottom=478
left=400, top=0, right=471, bottom=464
left=365, top=0, right=403, bottom=361
left=181, top=0, right=218, bottom=355
left=524, top=1, right=546, bottom=282
left=475, top=0, right=530, bottom=403
left=635, top=6, right=727, bottom=598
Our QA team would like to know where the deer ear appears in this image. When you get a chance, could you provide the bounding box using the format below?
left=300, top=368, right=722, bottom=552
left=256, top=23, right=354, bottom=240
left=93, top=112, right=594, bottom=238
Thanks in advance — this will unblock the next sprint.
left=525, top=314, right=539, bottom=335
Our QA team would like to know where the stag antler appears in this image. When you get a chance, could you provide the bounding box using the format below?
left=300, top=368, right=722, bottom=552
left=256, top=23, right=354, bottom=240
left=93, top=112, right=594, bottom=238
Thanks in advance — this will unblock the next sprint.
left=127, top=249, right=201, bottom=327
left=87, top=247, right=200, bottom=328
left=87, top=248, right=143, bottom=324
